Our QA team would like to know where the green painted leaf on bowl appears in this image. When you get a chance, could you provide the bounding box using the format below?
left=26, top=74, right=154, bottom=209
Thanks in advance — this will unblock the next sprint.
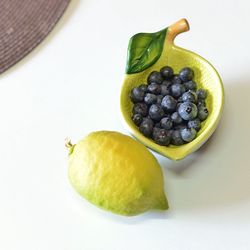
left=126, top=28, right=167, bottom=74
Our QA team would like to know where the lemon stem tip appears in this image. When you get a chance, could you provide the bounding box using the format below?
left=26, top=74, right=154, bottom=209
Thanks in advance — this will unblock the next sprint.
left=65, top=138, right=74, bottom=149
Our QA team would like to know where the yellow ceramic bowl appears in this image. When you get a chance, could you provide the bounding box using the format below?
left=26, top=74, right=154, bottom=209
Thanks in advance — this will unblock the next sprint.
left=120, top=19, right=224, bottom=160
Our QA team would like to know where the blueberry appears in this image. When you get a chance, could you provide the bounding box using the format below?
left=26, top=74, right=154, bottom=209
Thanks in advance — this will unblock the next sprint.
left=132, top=114, right=143, bottom=126
left=171, top=130, right=184, bottom=146
left=188, top=118, right=201, bottom=131
left=179, top=67, right=194, bottom=82
left=178, top=102, right=198, bottom=120
left=139, top=84, right=148, bottom=92
left=181, top=90, right=197, bottom=103
left=181, top=128, right=197, bottom=142
left=130, top=87, right=145, bottom=103
left=162, top=80, right=172, bottom=88
left=139, top=118, right=154, bottom=137
left=176, top=102, right=182, bottom=110
left=144, top=93, right=157, bottom=105
left=170, top=83, right=185, bottom=98
left=154, top=122, right=161, bottom=128
left=152, top=126, right=161, bottom=135
left=171, top=112, right=183, bottom=124
left=161, top=84, right=170, bottom=95
left=177, top=96, right=183, bottom=103
left=133, top=103, right=148, bottom=117
left=174, top=124, right=187, bottom=131
left=171, top=75, right=182, bottom=85
left=167, top=129, right=174, bottom=137
left=147, top=71, right=163, bottom=84
left=160, top=116, right=173, bottom=130
left=156, top=95, right=163, bottom=105
left=161, top=95, right=177, bottom=112
left=184, top=81, right=197, bottom=91
left=152, top=129, right=171, bottom=146
left=197, top=99, right=206, bottom=108
left=197, top=89, right=207, bottom=100
left=160, top=66, right=174, bottom=79
left=147, top=83, right=161, bottom=94
left=149, top=104, right=165, bottom=121
left=198, top=106, right=209, bottom=121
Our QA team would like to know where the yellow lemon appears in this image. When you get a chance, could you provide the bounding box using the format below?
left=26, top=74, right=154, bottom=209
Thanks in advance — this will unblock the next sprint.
left=67, top=131, right=168, bottom=216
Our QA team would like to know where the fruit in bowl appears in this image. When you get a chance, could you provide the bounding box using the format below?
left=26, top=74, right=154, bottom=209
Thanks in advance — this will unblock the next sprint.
left=120, top=19, right=224, bottom=160
left=130, top=65, right=210, bottom=146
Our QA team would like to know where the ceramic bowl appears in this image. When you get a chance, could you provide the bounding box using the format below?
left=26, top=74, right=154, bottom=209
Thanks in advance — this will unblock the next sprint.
left=120, top=19, right=224, bottom=160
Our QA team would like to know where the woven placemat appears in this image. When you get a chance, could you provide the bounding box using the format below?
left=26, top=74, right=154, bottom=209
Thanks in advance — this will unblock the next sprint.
left=0, top=0, right=70, bottom=74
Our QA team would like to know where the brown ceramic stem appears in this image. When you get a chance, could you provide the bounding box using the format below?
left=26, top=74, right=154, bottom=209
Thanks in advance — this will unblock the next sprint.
left=167, top=19, right=190, bottom=43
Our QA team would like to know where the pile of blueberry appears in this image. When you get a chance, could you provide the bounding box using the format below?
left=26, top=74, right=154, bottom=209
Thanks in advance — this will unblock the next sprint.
left=130, top=66, right=209, bottom=146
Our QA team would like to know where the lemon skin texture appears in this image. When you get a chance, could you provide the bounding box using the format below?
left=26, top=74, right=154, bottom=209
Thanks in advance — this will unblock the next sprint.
left=68, top=131, right=168, bottom=216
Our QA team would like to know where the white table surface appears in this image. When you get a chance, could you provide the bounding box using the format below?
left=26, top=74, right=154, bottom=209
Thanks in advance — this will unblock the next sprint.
left=0, top=0, right=250, bottom=249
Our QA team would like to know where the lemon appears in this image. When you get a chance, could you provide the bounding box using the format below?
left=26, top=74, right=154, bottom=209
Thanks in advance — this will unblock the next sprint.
left=67, top=131, right=168, bottom=216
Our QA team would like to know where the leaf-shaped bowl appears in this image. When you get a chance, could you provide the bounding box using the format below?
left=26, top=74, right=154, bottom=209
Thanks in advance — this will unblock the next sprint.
left=120, top=19, right=224, bottom=160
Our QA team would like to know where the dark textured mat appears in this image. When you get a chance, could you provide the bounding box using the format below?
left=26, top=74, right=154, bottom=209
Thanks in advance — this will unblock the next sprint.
left=0, top=0, right=70, bottom=74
